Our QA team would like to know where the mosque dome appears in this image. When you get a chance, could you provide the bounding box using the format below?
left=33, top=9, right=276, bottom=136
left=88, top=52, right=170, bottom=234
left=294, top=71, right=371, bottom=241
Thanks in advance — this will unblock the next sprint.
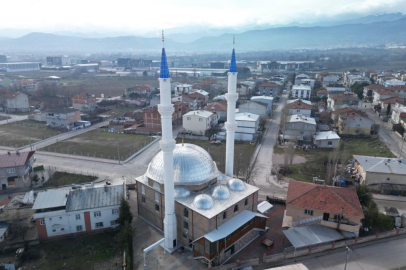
left=146, top=143, right=219, bottom=185
left=174, top=187, right=191, bottom=198
left=193, top=194, right=214, bottom=210
left=227, top=178, right=246, bottom=191
left=211, top=185, right=230, bottom=200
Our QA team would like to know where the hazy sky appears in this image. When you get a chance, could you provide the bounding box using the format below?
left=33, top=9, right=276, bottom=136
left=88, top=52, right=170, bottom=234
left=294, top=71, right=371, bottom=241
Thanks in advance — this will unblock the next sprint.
left=2, top=0, right=406, bottom=33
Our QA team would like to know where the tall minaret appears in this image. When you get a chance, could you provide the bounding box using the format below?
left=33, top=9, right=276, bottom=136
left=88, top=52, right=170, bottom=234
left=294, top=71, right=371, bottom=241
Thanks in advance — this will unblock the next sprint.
left=225, top=36, right=238, bottom=177
left=158, top=31, right=177, bottom=250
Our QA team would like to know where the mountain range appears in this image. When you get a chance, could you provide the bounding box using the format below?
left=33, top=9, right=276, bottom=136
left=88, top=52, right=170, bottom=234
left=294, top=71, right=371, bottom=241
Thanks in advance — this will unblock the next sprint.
left=0, top=15, right=406, bottom=53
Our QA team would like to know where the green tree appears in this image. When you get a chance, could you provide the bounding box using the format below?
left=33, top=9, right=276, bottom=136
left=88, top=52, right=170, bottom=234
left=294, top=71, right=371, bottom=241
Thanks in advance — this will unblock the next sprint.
left=356, top=184, right=373, bottom=209
left=376, top=213, right=394, bottom=232
left=386, top=103, right=391, bottom=116
left=117, top=197, right=133, bottom=227
left=351, top=82, right=369, bottom=100
left=322, top=95, right=328, bottom=103
left=118, top=221, right=134, bottom=270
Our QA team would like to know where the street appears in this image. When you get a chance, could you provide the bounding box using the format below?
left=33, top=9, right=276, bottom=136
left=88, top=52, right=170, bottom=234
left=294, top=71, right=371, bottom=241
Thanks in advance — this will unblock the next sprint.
left=0, top=112, right=28, bottom=125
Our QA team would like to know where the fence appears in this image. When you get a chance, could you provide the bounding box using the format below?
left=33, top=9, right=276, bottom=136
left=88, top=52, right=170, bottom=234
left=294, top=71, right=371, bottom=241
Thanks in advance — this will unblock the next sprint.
left=263, top=227, right=406, bottom=264
left=292, top=216, right=322, bottom=227
left=177, top=134, right=209, bottom=141
left=46, top=165, right=100, bottom=179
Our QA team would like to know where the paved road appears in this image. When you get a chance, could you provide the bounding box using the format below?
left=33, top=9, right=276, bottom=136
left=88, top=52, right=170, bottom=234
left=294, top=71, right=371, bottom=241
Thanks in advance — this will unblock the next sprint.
left=299, top=235, right=406, bottom=270
left=0, top=112, right=28, bottom=125
left=251, top=94, right=289, bottom=200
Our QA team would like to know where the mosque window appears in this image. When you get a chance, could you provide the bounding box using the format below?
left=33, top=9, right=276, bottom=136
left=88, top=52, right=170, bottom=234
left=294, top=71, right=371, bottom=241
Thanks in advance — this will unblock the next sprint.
left=183, top=208, right=189, bottom=218
left=154, top=192, right=160, bottom=203
left=234, top=205, right=239, bottom=213
left=141, top=196, right=145, bottom=204
left=223, top=212, right=227, bottom=220
left=184, top=221, right=189, bottom=230
left=245, top=198, right=248, bottom=206
left=141, top=185, right=145, bottom=195
left=155, top=204, right=160, bottom=212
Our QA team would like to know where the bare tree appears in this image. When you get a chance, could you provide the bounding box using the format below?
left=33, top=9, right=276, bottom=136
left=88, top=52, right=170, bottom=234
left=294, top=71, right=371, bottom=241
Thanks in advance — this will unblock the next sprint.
left=325, top=142, right=341, bottom=185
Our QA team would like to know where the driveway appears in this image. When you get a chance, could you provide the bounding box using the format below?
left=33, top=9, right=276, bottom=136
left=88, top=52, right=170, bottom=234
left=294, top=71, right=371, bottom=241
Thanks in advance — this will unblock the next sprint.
left=0, top=112, right=28, bottom=125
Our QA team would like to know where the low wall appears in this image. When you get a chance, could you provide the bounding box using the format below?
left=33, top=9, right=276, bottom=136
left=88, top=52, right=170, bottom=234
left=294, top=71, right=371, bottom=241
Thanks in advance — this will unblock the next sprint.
left=263, top=227, right=406, bottom=264
left=177, top=134, right=209, bottom=141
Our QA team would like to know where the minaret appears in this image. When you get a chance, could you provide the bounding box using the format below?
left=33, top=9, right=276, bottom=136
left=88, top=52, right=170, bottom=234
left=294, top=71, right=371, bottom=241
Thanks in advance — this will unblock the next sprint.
left=158, top=31, right=177, bottom=250
left=225, top=36, right=238, bottom=177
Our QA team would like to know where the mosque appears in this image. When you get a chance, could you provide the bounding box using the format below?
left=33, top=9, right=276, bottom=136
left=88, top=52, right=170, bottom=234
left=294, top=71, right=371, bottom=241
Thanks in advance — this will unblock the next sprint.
left=135, top=35, right=267, bottom=267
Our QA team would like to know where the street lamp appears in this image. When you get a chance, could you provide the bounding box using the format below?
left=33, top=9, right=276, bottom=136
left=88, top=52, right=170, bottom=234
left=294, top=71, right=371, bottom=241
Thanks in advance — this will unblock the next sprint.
left=344, top=246, right=352, bottom=270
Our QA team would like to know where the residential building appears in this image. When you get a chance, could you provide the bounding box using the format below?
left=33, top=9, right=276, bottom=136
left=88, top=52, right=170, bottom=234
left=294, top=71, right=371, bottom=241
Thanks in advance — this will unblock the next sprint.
left=322, top=75, right=340, bottom=87
left=338, top=110, right=373, bottom=135
left=284, top=100, right=312, bottom=117
left=71, top=93, right=97, bottom=111
left=43, top=76, right=61, bottom=86
left=384, top=79, right=406, bottom=87
left=0, top=151, right=35, bottom=190
left=326, top=84, right=346, bottom=93
left=346, top=75, right=370, bottom=87
left=238, top=101, right=267, bottom=119
left=354, top=156, right=406, bottom=195
left=363, top=84, right=385, bottom=102
left=313, top=131, right=340, bottom=148
left=379, top=97, right=406, bottom=116
left=175, top=84, right=193, bottom=95
left=204, top=102, right=227, bottom=121
left=328, top=93, right=359, bottom=111
left=126, top=85, right=155, bottom=96
left=5, top=92, right=29, bottom=112
left=390, top=103, right=406, bottom=125
left=284, top=180, right=363, bottom=236
left=43, top=108, right=81, bottom=129
left=235, top=112, right=260, bottom=141
left=183, top=110, right=219, bottom=135
left=237, top=83, right=251, bottom=96
left=189, top=89, right=209, bottom=103
left=0, top=62, right=40, bottom=72
left=292, top=84, right=312, bottom=100
left=250, top=96, right=273, bottom=114
left=300, top=79, right=315, bottom=89
left=259, top=82, right=280, bottom=97
left=316, top=90, right=328, bottom=98
left=373, top=90, right=398, bottom=105
left=143, top=103, right=189, bottom=131
left=33, top=181, right=125, bottom=241
left=283, top=114, right=316, bottom=142
left=388, top=85, right=406, bottom=98
left=294, top=74, right=310, bottom=85
left=10, top=79, right=37, bottom=91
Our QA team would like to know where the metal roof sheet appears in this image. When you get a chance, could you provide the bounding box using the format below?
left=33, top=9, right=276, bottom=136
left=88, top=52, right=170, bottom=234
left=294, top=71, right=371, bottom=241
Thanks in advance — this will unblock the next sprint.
left=355, top=155, right=406, bottom=175
left=32, top=189, right=69, bottom=210
left=257, top=201, right=273, bottom=214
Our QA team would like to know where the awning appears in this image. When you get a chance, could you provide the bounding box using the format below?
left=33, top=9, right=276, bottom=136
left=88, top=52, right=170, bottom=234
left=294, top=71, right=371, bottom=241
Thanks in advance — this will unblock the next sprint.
left=257, top=201, right=273, bottom=214
left=197, top=210, right=267, bottom=243
left=283, top=224, right=355, bottom=249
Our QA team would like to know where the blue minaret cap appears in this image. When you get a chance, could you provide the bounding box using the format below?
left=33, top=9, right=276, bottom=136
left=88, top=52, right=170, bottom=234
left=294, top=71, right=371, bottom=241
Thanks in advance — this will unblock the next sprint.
left=160, top=47, right=170, bottom=79
left=229, top=48, right=237, bottom=73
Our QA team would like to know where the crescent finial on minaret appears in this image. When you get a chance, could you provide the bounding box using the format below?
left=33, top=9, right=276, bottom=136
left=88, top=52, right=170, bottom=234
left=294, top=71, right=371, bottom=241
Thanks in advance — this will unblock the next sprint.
left=162, top=30, right=165, bottom=47
left=233, top=35, right=235, bottom=47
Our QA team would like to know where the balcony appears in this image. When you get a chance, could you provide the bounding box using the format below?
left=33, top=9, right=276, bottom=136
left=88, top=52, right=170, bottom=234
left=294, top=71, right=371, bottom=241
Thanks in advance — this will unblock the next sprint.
left=321, top=218, right=360, bottom=233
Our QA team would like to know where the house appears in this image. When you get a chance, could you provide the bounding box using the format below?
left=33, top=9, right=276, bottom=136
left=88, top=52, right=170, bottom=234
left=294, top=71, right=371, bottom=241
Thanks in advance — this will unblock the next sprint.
left=237, top=83, right=251, bottom=96
left=346, top=75, right=370, bottom=87
left=238, top=101, right=267, bottom=119
left=250, top=96, right=273, bottom=114
left=328, top=93, right=359, bottom=111
left=354, top=156, right=406, bottom=196
left=294, top=74, right=310, bottom=85
left=390, top=103, right=406, bottom=125
left=143, top=103, right=189, bottom=131
left=283, top=180, right=364, bottom=236
left=71, top=93, right=97, bottom=111
left=126, top=85, right=154, bottom=96
left=10, top=79, right=37, bottom=90
left=338, top=110, right=373, bottom=135
left=0, top=151, right=35, bottom=190
left=316, top=90, right=328, bottom=98
left=313, top=131, right=340, bottom=148
left=373, top=90, right=398, bottom=105
left=384, top=79, right=406, bottom=87
left=235, top=112, right=260, bottom=141
left=183, top=110, right=219, bottom=135
left=189, top=89, right=209, bottom=103
left=283, top=114, right=316, bottom=143
left=43, top=76, right=61, bottom=86
left=284, top=100, right=312, bottom=117
left=0, top=222, right=10, bottom=243
left=292, top=85, right=312, bottom=100
left=326, top=84, right=346, bottom=93
left=5, top=92, right=29, bottom=112
left=379, top=97, right=406, bottom=116
left=175, top=84, right=193, bottom=95
left=389, top=85, right=406, bottom=98
left=33, top=181, right=125, bottom=241
left=43, top=108, right=81, bottom=129
left=300, top=79, right=315, bottom=89
left=204, top=102, right=227, bottom=121
left=322, top=75, right=340, bottom=87
left=363, top=84, right=385, bottom=102
left=259, top=82, right=280, bottom=97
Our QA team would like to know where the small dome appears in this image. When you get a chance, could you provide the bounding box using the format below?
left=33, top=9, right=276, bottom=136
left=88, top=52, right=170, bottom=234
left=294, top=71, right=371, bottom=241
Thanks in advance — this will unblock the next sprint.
left=227, top=178, right=245, bottom=191
left=212, top=185, right=230, bottom=200
left=193, top=194, right=214, bottom=210
left=174, top=187, right=191, bottom=198
left=217, top=174, right=224, bottom=181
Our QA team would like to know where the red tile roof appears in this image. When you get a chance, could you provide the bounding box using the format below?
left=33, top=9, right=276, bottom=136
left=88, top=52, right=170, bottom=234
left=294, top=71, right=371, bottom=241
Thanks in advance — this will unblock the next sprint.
left=364, top=84, right=385, bottom=90
left=375, top=90, right=398, bottom=96
left=204, top=102, right=227, bottom=112
left=285, top=100, right=313, bottom=110
left=259, top=82, right=280, bottom=88
left=332, top=108, right=368, bottom=118
left=0, top=151, right=35, bottom=168
left=287, top=180, right=364, bottom=218
left=380, top=97, right=406, bottom=104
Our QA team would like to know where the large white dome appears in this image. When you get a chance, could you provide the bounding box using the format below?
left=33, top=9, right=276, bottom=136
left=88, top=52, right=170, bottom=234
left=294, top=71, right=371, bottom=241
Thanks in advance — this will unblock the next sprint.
left=146, top=143, right=219, bottom=185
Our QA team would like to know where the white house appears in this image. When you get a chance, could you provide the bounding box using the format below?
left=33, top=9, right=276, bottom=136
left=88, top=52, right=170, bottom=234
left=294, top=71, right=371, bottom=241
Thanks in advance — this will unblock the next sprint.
left=239, top=101, right=267, bottom=119
left=373, top=90, right=398, bottom=105
left=384, top=79, right=406, bottom=87
left=174, top=84, right=193, bottom=95
left=33, top=182, right=125, bottom=241
left=283, top=114, right=317, bottom=142
left=292, top=85, right=312, bottom=100
left=391, top=104, right=406, bottom=125
left=183, top=110, right=219, bottom=135
left=323, top=75, right=340, bottom=86
left=313, top=131, right=340, bottom=148
left=300, top=79, right=315, bottom=89
left=235, top=112, right=260, bottom=141
left=294, top=74, right=310, bottom=85
left=5, top=92, right=29, bottom=112
left=285, top=100, right=312, bottom=117
left=250, top=96, right=273, bottom=114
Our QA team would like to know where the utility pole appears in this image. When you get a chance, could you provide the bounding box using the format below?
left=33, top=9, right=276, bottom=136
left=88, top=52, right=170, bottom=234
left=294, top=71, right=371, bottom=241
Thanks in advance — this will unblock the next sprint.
left=117, top=141, right=121, bottom=164
left=28, top=124, right=32, bottom=150
left=400, top=133, right=405, bottom=159
left=344, top=246, right=351, bottom=270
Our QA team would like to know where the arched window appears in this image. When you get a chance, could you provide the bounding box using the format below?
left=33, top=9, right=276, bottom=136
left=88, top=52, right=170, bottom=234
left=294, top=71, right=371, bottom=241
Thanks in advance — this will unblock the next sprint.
left=234, top=205, right=239, bottom=213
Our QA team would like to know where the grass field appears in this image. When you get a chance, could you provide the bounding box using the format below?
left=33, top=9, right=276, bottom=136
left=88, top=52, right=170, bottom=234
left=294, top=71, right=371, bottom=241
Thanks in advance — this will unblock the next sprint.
left=42, top=129, right=156, bottom=160
left=176, top=138, right=256, bottom=175
left=0, top=120, right=63, bottom=148
left=278, top=137, right=395, bottom=182
left=17, top=231, right=121, bottom=270
left=42, top=171, right=98, bottom=188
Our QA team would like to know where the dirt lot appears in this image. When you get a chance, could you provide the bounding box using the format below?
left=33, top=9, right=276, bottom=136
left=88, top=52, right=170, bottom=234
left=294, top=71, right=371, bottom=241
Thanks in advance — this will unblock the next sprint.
left=41, top=129, right=156, bottom=161
left=0, top=120, right=63, bottom=148
left=41, top=171, right=98, bottom=188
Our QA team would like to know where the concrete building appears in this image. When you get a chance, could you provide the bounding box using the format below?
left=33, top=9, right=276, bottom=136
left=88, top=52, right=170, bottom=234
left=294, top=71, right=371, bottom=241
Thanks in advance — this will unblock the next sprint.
left=71, top=93, right=97, bottom=111
left=33, top=181, right=125, bottom=241
left=43, top=76, right=61, bottom=86
left=292, top=85, right=312, bottom=100
left=46, top=55, right=70, bottom=66
left=322, top=75, right=340, bottom=86
left=175, top=84, right=193, bottom=95
left=258, top=82, right=280, bottom=97
left=0, top=151, right=35, bottom=190
left=300, top=79, right=315, bottom=89
left=43, top=108, right=81, bottom=129
left=5, top=92, right=29, bottom=112
left=283, top=180, right=363, bottom=236
left=204, top=102, right=227, bottom=121
left=384, top=79, right=406, bottom=87
left=363, top=84, right=386, bottom=102
left=328, top=94, right=359, bottom=111
left=283, top=114, right=316, bottom=143
left=238, top=101, right=267, bottom=119
left=73, top=63, right=99, bottom=72
left=338, top=110, right=373, bottom=135
left=326, top=85, right=346, bottom=93
left=183, top=110, right=219, bottom=135
left=284, top=100, right=312, bottom=117
left=0, top=62, right=40, bottom=72
left=354, top=156, right=406, bottom=196
left=250, top=96, right=273, bottom=114
left=313, top=131, right=340, bottom=148
left=10, top=79, right=37, bottom=91
left=373, top=90, right=398, bottom=105
left=294, top=74, right=310, bottom=85
left=234, top=112, right=260, bottom=141
left=391, top=104, right=406, bottom=125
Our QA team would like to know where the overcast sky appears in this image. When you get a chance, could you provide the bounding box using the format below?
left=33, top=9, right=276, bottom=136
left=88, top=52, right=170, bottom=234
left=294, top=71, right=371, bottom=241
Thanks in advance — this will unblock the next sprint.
left=2, top=0, right=406, bottom=33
